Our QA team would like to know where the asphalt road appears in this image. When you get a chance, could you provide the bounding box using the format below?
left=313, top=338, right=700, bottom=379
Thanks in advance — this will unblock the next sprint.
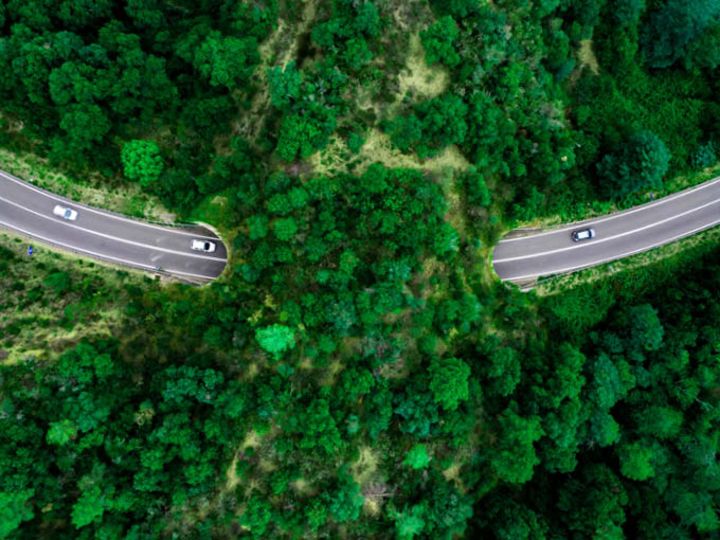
left=493, top=176, right=720, bottom=285
left=0, top=170, right=228, bottom=282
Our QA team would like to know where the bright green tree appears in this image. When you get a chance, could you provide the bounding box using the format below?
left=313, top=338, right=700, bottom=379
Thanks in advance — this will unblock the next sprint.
left=618, top=441, right=655, bottom=481
left=121, top=140, right=164, bottom=187
left=403, top=444, right=431, bottom=470
left=0, top=491, right=34, bottom=539
left=255, top=325, right=296, bottom=359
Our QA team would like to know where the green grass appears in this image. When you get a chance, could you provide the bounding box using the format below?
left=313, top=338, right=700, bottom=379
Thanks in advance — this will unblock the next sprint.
left=0, top=232, right=152, bottom=363
left=0, top=146, right=174, bottom=223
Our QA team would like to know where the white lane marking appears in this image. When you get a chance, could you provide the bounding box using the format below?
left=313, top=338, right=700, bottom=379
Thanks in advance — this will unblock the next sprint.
left=0, top=194, right=228, bottom=262
left=493, top=196, right=720, bottom=263
left=502, top=216, right=720, bottom=281
left=0, top=218, right=222, bottom=280
left=499, top=175, right=720, bottom=243
left=0, top=170, right=219, bottom=240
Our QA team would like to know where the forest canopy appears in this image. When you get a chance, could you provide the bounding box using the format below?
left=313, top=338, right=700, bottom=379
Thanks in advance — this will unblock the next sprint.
left=0, top=0, right=719, bottom=538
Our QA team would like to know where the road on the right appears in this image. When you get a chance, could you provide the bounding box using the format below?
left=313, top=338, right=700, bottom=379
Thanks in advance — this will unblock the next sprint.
left=493, top=176, right=720, bottom=286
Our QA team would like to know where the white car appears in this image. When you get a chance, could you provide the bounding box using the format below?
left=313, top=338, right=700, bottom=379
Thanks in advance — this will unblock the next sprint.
left=53, top=205, right=78, bottom=221
left=191, top=239, right=216, bottom=253
left=571, top=227, right=596, bottom=242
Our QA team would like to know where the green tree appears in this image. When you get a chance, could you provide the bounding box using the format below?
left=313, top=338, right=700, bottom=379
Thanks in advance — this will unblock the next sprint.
left=394, top=503, right=427, bottom=539
left=597, top=131, right=670, bottom=198
left=329, top=470, right=364, bottom=523
left=46, top=419, right=77, bottom=446
left=255, top=325, right=296, bottom=359
left=421, top=16, right=461, bottom=68
left=617, top=441, right=655, bottom=481
left=626, top=304, right=664, bottom=353
left=273, top=217, right=298, bottom=242
left=643, top=0, right=720, bottom=68
left=0, top=491, right=34, bottom=539
left=239, top=496, right=273, bottom=537
left=268, top=61, right=302, bottom=109
left=634, top=406, right=683, bottom=439
left=490, top=408, right=544, bottom=484
left=428, top=357, right=471, bottom=411
left=403, top=444, right=431, bottom=470
left=121, top=140, right=164, bottom=187
left=193, top=32, right=259, bottom=89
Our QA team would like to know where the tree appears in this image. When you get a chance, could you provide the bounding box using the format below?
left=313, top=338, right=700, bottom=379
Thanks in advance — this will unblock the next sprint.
left=121, top=140, right=164, bottom=187
left=46, top=419, right=77, bottom=446
left=273, top=217, right=298, bottom=242
left=394, top=504, right=427, bottom=539
left=428, top=357, right=471, bottom=411
left=404, top=444, right=431, bottom=470
left=329, top=470, right=364, bottom=523
left=193, top=32, right=259, bottom=89
left=387, top=114, right=423, bottom=153
left=642, top=0, right=720, bottom=68
left=617, top=441, right=655, bottom=481
left=255, top=325, right=296, bottom=359
left=0, top=491, right=34, bottom=538
left=489, top=408, right=544, bottom=484
left=634, top=406, right=683, bottom=439
left=626, top=304, right=664, bottom=353
left=421, top=16, right=461, bottom=68
left=268, top=61, right=302, bottom=109
left=415, top=94, right=468, bottom=158
left=597, top=131, right=670, bottom=198
left=613, top=0, right=646, bottom=27
left=295, top=398, right=344, bottom=455
left=57, top=103, right=110, bottom=155
left=239, top=496, right=273, bottom=537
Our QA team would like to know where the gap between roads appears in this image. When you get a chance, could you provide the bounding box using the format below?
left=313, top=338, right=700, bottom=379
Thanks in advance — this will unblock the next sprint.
left=493, top=176, right=720, bottom=286
left=0, top=170, right=228, bottom=283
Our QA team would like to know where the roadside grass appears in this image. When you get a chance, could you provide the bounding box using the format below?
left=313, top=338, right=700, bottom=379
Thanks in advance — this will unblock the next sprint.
left=0, top=232, right=152, bottom=364
left=0, top=147, right=174, bottom=222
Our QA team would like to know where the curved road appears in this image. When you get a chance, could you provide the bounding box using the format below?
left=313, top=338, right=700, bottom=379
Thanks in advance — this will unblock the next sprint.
left=493, top=176, right=720, bottom=286
left=0, top=170, right=228, bottom=282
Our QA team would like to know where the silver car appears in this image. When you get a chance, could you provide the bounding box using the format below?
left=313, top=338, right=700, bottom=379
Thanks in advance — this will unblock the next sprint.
left=191, top=239, right=216, bottom=253
left=53, top=204, right=78, bottom=221
left=571, top=228, right=596, bottom=242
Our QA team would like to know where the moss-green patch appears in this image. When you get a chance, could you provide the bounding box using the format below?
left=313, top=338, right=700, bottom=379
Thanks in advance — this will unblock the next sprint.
left=0, top=232, right=150, bottom=363
left=577, top=39, right=599, bottom=75
left=397, top=32, right=449, bottom=101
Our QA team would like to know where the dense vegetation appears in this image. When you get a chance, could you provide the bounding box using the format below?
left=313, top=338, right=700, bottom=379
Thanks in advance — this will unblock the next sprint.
left=1, top=0, right=719, bottom=538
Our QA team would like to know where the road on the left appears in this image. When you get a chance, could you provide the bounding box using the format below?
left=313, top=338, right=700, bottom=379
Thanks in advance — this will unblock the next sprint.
left=0, top=170, right=228, bottom=283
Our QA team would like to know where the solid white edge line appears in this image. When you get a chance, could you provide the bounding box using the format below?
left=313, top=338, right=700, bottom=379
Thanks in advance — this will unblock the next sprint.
left=0, top=194, right=227, bottom=263
left=493, top=196, right=720, bottom=263
left=0, top=218, right=221, bottom=280
left=0, top=170, right=220, bottom=240
left=502, top=217, right=720, bottom=282
left=498, top=174, right=720, bottom=243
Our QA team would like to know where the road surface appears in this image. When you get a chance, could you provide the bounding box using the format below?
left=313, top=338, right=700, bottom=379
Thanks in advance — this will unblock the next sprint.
left=493, top=176, right=720, bottom=286
left=0, top=170, right=228, bottom=282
